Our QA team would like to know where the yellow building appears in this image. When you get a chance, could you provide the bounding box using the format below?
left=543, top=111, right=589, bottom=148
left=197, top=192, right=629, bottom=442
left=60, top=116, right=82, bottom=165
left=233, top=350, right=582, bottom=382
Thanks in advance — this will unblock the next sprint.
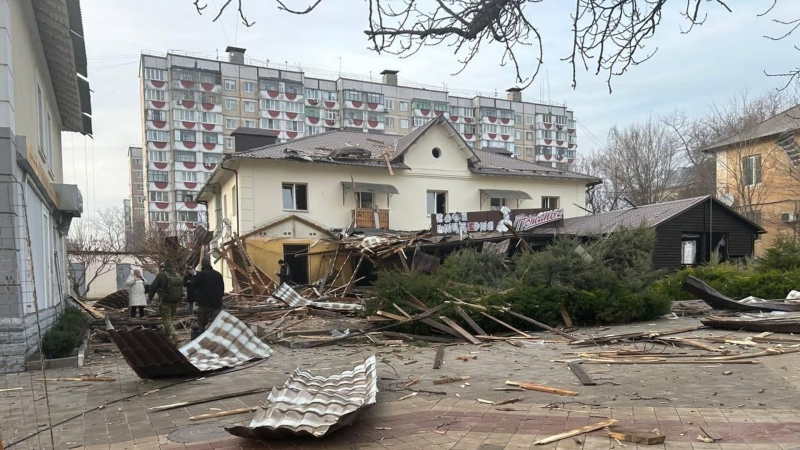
left=704, top=105, right=800, bottom=255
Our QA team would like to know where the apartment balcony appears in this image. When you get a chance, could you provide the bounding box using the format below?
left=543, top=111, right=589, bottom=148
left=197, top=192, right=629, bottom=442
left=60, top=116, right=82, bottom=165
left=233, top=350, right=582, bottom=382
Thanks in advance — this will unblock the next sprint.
left=481, top=132, right=507, bottom=142
left=261, top=109, right=282, bottom=120
left=199, top=122, right=222, bottom=133
left=352, top=208, right=389, bottom=229
left=146, top=140, right=169, bottom=151
left=366, top=120, right=385, bottom=131
left=174, top=99, right=199, bottom=110
left=305, top=98, right=339, bottom=109
left=145, top=99, right=169, bottom=110
left=146, top=120, right=169, bottom=131
left=148, top=180, right=170, bottom=192
left=366, top=102, right=385, bottom=113
left=536, top=120, right=554, bottom=130
left=481, top=116, right=514, bottom=126
left=280, top=130, right=303, bottom=140
left=173, top=120, right=200, bottom=131
left=536, top=137, right=555, bottom=146
left=462, top=133, right=476, bottom=141
left=175, top=160, right=202, bottom=171
left=172, top=79, right=198, bottom=90
left=175, top=140, right=199, bottom=151
left=149, top=200, right=172, bottom=212
left=145, top=79, right=167, bottom=90
left=199, top=102, right=222, bottom=113
left=343, top=118, right=365, bottom=128
left=449, top=115, right=463, bottom=124
left=344, top=100, right=366, bottom=110
left=148, top=160, right=171, bottom=171
left=201, top=141, right=222, bottom=152
left=413, top=108, right=434, bottom=118
left=199, top=82, right=221, bottom=94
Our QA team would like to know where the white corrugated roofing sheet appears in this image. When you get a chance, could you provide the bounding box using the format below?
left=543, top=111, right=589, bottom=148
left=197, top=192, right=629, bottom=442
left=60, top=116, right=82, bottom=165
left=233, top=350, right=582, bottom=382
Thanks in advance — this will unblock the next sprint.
left=272, top=283, right=363, bottom=311
left=179, top=310, right=273, bottom=371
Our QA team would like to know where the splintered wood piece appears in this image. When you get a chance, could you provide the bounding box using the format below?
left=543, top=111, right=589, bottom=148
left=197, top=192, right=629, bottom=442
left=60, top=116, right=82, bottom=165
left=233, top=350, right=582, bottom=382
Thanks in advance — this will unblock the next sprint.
left=455, top=305, right=488, bottom=336
left=434, top=375, right=471, bottom=385
left=439, top=316, right=482, bottom=344
left=533, top=419, right=617, bottom=445
left=36, top=377, right=115, bottom=382
left=566, top=362, right=596, bottom=386
left=398, top=392, right=418, bottom=401
left=607, top=429, right=666, bottom=444
left=477, top=399, right=495, bottom=404
left=376, top=310, right=407, bottom=322
left=479, top=311, right=531, bottom=338
left=189, top=406, right=259, bottom=421
left=404, top=377, right=422, bottom=388
left=433, top=344, right=446, bottom=369
left=506, top=381, right=578, bottom=396
left=495, top=396, right=524, bottom=405
left=558, top=304, right=574, bottom=328
left=0, top=387, right=23, bottom=393
left=392, top=303, right=413, bottom=319
left=503, top=309, right=578, bottom=341
left=456, top=355, right=478, bottom=361
left=670, top=338, right=721, bottom=352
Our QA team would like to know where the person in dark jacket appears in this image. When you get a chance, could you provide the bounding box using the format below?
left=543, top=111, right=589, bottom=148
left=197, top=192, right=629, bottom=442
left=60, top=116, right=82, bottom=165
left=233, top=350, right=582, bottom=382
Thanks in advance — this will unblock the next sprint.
left=187, top=257, right=225, bottom=331
left=276, top=259, right=292, bottom=286
left=184, top=267, right=199, bottom=316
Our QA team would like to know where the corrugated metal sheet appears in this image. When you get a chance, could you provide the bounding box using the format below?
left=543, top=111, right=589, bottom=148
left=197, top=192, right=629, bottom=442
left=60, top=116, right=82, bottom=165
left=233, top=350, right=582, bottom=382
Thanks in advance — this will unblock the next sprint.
left=226, top=355, right=378, bottom=439
left=273, top=284, right=363, bottom=311
left=109, top=311, right=271, bottom=378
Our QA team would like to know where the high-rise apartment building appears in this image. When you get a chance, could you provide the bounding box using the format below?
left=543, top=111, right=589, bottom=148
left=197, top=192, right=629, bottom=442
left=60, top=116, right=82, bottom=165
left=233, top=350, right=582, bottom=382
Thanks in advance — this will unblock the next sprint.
left=139, top=47, right=578, bottom=232
left=127, top=146, right=145, bottom=233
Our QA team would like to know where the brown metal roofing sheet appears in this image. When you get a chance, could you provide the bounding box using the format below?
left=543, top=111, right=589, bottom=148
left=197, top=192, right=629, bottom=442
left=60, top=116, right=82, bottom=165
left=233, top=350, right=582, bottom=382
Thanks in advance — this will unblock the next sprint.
left=108, top=328, right=200, bottom=379
left=226, top=355, right=378, bottom=439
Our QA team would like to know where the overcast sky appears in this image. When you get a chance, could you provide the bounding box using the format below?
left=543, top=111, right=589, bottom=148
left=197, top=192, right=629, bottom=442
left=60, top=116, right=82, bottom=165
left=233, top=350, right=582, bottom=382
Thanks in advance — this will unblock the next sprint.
left=64, top=0, right=798, bottom=220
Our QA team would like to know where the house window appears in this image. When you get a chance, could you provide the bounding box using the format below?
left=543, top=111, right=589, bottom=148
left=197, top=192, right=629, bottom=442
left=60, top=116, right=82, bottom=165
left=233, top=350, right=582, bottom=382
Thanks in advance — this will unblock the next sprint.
left=144, top=68, right=166, bottom=81
left=149, top=191, right=169, bottom=202
left=224, top=79, right=236, bottom=91
left=399, top=101, right=409, bottom=112
left=260, top=99, right=279, bottom=110
left=203, top=153, right=222, bottom=164
left=490, top=198, right=506, bottom=211
left=743, top=155, right=762, bottom=186
left=226, top=118, right=238, bottom=130
left=145, top=89, right=166, bottom=101
left=244, top=119, right=256, bottom=128
left=356, top=192, right=374, bottom=209
left=146, top=130, right=168, bottom=142
left=202, top=112, right=222, bottom=124
left=542, top=197, right=560, bottom=210
left=149, top=212, right=170, bottom=223
left=175, top=151, right=196, bottom=162
left=413, top=116, right=426, bottom=127
left=225, top=137, right=234, bottom=149
left=243, top=100, right=256, bottom=113
left=385, top=117, right=395, bottom=127
left=514, top=130, right=521, bottom=140
left=148, top=150, right=167, bottom=162
left=243, top=81, right=256, bottom=93
left=282, top=183, right=308, bottom=211
left=400, top=119, right=409, bottom=129
left=385, top=98, right=395, bottom=110
left=427, top=191, right=447, bottom=215
left=225, top=98, right=238, bottom=111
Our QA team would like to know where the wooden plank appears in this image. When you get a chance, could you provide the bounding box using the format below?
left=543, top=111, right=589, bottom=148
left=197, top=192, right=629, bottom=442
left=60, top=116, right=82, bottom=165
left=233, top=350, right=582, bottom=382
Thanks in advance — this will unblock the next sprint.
left=708, top=348, right=800, bottom=361
left=566, top=362, right=596, bottom=386
left=439, top=316, right=482, bottom=344
left=503, top=309, right=577, bottom=341
left=455, top=306, right=488, bottom=336
left=433, top=344, right=446, bottom=369
left=607, top=429, right=666, bottom=445
left=381, top=332, right=456, bottom=344
left=392, top=303, right=413, bottom=319
left=480, top=311, right=531, bottom=338
left=189, top=406, right=259, bottom=421
left=36, top=377, right=115, bottom=382
left=420, top=318, right=464, bottom=339
left=558, top=305, right=574, bottom=328
left=668, top=337, right=721, bottom=352
left=456, top=355, right=477, bottom=361
left=149, top=387, right=272, bottom=411
left=433, top=375, right=470, bottom=385
left=376, top=310, right=408, bottom=322
left=580, top=359, right=759, bottom=365
left=533, top=419, right=617, bottom=445
left=343, top=254, right=365, bottom=296
left=495, top=396, right=524, bottom=405
left=506, top=380, right=578, bottom=396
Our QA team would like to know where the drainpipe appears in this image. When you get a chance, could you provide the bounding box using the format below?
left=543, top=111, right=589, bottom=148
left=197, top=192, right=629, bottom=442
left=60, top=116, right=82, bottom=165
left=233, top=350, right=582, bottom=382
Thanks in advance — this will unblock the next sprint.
left=219, top=157, right=240, bottom=234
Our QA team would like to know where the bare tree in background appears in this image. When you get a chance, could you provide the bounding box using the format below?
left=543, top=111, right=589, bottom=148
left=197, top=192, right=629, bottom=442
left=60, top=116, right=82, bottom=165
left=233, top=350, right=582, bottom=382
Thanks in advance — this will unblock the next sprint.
left=126, top=225, right=196, bottom=275
left=67, top=208, right=127, bottom=298
left=192, top=0, right=797, bottom=92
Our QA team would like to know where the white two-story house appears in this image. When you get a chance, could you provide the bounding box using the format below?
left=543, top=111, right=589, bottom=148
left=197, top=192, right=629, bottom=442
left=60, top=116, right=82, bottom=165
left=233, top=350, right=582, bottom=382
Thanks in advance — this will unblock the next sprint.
left=0, top=0, right=91, bottom=371
left=197, top=116, right=599, bottom=289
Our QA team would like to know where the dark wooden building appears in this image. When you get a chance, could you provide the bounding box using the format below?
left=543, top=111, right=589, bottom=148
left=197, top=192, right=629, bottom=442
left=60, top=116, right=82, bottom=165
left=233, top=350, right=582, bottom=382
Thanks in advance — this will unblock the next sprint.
left=552, top=196, right=765, bottom=270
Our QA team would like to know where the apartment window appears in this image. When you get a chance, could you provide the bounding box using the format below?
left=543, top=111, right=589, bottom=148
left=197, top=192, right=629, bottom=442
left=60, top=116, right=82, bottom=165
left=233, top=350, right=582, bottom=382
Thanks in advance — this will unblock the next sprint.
left=260, top=98, right=279, bottom=110
left=175, top=171, right=197, bottom=182
left=539, top=130, right=553, bottom=139
left=427, top=191, right=447, bottom=215
left=413, top=116, right=426, bottom=127
left=135, top=195, right=145, bottom=203
left=133, top=170, right=142, bottom=180
left=203, top=153, right=222, bottom=164
left=285, top=83, right=302, bottom=95
left=305, top=126, right=322, bottom=136
left=464, top=124, right=476, bottom=134
left=202, top=132, right=219, bottom=144
left=305, top=107, right=320, bottom=118
left=326, top=109, right=339, bottom=121
left=399, top=101, right=409, bottom=112
left=526, top=115, right=534, bottom=125
left=174, top=89, right=195, bottom=101
left=400, top=119, right=409, bottom=129
left=556, top=131, right=567, bottom=141
left=225, top=98, right=238, bottom=111
left=490, top=198, right=506, bottom=211
left=225, top=137, right=234, bottom=149
left=178, top=211, right=200, bottom=222
left=483, top=124, right=497, bottom=134
left=145, top=89, right=166, bottom=101
left=356, top=192, right=374, bottom=209
left=134, top=208, right=145, bottom=218
left=305, top=88, right=319, bottom=99
left=412, top=99, right=431, bottom=110
left=261, top=118, right=279, bottom=130
left=175, top=190, right=196, bottom=202
left=243, top=100, right=256, bottom=113
left=282, top=183, right=308, bottom=211
left=224, top=79, right=236, bottom=91
left=202, top=112, right=222, bottom=124
left=260, top=79, right=279, bottom=91
left=148, top=150, right=168, bottom=162
left=385, top=98, right=395, bottom=110
left=148, top=170, right=169, bottom=182
left=322, top=90, right=338, bottom=102
left=526, top=131, right=534, bottom=141
left=146, top=130, right=169, bottom=142
left=743, top=155, right=762, bottom=186
left=434, top=101, right=449, bottom=112
left=243, top=81, right=256, bottom=93
left=225, top=118, right=238, bottom=130
left=244, top=119, right=257, bottom=128
left=555, top=115, right=566, bottom=125
left=147, top=109, right=167, bottom=121
left=286, top=121, right=301, bottom=132
left=463, top=108, right=474, bottom=118
left=514, top=114, right=522, bottom=123
left=514, top=131, right=522, bottom=140
left=285, top=101, right=302, bottom=113
left=541, top=197, right=560, bottom=210
left=231, top=185, right=238, bottom=216
left=499, top=126, right=513, bottom=135
left=499, top=109, right=513, bottom=119
left=344, top=90, right=361, bottom=102
left=199, top=73, right=218, bottom=84
left=149, top=212, right=170, bottom=223
left=175, top=130, right=196, bottom=142
left=174, top=109, right=196, bottom=122
left=175, top=151, right=196, bottom=162
left=144, top=68, right=166, bottom=81
left=385, top=117, right=395, bottom=127
left=525, top=147, right=533, bottom=157
left=149, top=191, right=170, bottom=202
left=366, top=92, right=384, bottom=104
left=536, top=146, right=552, bottom=156
left=133, top=157, right=143, bottom=166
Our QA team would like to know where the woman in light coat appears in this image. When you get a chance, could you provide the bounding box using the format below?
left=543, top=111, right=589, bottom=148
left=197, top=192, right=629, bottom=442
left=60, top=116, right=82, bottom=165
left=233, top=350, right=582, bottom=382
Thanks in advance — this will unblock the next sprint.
left=125, top=269, right=148, bottom=318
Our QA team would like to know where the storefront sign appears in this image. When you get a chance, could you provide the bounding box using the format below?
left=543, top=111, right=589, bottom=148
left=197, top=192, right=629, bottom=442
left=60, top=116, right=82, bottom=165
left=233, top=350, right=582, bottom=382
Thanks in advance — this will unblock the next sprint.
left=431, top=207, right=564, bottom=235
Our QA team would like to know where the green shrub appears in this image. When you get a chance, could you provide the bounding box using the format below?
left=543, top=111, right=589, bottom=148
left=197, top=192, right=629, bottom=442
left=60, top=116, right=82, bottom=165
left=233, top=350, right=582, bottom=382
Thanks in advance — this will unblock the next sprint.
left=756, top=235, right=800, bottom=272
left=40, top=306, right=89, bottom=359
left=436, top=247, right=509, bottom=288
left=651, top=262, right=800, bottom=301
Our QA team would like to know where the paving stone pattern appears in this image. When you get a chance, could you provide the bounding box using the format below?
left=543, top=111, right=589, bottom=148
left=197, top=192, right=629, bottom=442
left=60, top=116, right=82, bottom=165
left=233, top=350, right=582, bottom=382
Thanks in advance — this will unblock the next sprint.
left=2, top=317, right=800, bottom=449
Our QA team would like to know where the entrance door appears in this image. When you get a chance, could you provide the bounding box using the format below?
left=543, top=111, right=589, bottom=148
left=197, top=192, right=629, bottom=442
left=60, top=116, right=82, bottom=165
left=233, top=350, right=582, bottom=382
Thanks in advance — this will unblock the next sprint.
left=283, top=244, right=309, bottom=285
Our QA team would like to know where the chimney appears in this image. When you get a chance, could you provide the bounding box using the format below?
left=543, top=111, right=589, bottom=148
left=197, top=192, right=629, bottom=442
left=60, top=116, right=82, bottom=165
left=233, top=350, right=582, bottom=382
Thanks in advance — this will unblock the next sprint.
left=506, top=87, right=522, bottom=102
left=381, top=69, right=399, bottom=86
left=225, top=46, right=246, bottom=64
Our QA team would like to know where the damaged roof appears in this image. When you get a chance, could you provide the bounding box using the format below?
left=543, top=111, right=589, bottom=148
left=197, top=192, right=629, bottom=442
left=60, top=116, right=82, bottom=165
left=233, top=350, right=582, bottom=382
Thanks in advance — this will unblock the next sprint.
left=226, top=355, right=378, bottom=439
left=703, top=104, right=800, bottom=153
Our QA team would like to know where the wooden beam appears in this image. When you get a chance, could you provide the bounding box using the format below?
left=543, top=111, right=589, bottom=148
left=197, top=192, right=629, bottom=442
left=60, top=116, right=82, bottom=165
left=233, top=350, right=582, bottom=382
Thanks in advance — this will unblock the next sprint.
left=505, top=381, right=578, bottom=396
left=455, top=306, right=488, bottom=336
left=433, top=344, right=446, bottom=369
left=439, top=316, right=482, bottom=344
left=376, top=310, right=408, bottom=322
left=558, top=305, right=573, bottom=328
left=479, top=311, right=531, bottom=338
left=533, top=419, right=617, bottom=445
left=607, top=429, right=666, bottom=445
left=566, top=362, right=596, bottom=386
left=433, top=375, right=470, bottom=385
left=189, top=406, right=259, bottom=421
left=503, top=309, right=577, bottom=341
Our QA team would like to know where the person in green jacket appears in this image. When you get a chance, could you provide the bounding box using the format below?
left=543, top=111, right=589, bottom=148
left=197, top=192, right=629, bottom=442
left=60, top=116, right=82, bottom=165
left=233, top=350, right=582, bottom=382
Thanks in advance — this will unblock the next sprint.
left=148, top=260, right=184, bottom=343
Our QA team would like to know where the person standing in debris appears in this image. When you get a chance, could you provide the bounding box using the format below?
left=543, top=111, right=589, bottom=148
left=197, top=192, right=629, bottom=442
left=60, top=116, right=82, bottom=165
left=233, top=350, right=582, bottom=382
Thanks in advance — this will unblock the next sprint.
left=184, top=266, right=198, bottom=316
left=187, top=256, right=224, bottom=331
left=148, top=260, right=184, bottom=342
left=125, top=269, right=147, bottom=318
left=276, top=259, right=292, bottom=286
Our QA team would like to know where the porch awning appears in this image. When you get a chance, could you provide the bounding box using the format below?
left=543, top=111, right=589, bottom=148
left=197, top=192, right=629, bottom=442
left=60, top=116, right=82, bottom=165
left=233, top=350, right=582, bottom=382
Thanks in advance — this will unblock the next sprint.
left=480, top=189, right=531, bottom=200
left=341, top=182, right=399, bottom=195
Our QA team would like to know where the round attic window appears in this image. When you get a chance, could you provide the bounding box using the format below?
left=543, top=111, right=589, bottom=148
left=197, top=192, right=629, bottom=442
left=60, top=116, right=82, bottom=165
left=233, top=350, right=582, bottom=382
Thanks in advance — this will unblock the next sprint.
left=432, top=147, right=442, bottom=158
